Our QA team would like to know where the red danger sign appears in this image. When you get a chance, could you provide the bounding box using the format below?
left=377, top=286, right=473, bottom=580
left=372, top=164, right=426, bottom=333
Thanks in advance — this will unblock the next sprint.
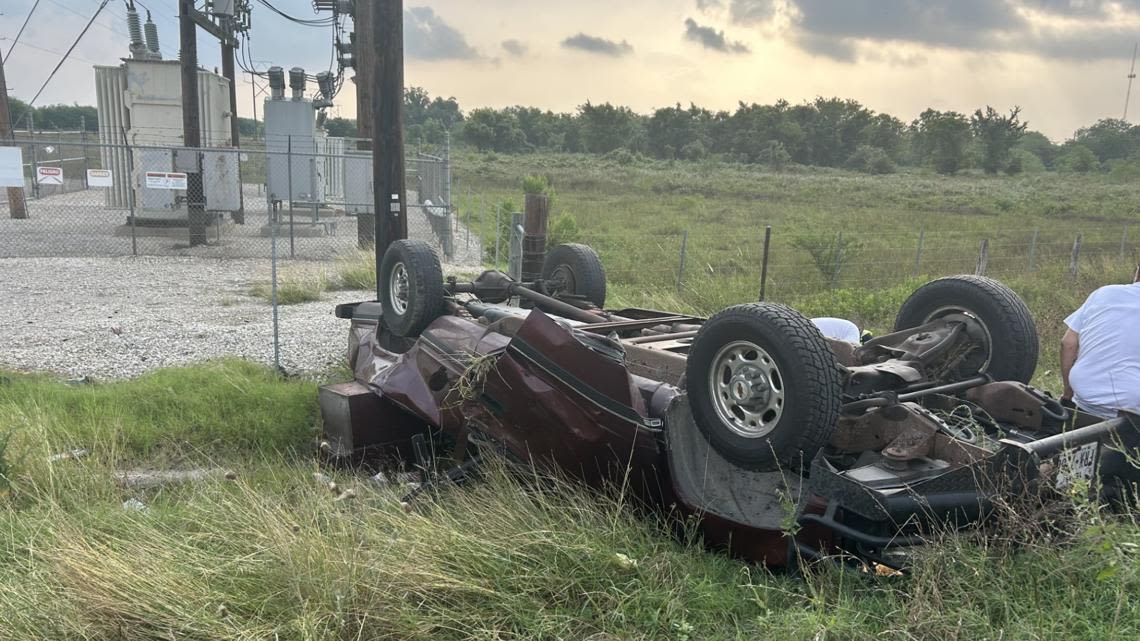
left=36, top=166, right=63, bottom=185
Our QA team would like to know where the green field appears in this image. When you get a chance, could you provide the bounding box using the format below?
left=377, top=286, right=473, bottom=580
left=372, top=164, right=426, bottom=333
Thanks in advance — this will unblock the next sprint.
left=453, top=152, right=1139, bottom=388
left=4, top=159, right=1140, bottom=640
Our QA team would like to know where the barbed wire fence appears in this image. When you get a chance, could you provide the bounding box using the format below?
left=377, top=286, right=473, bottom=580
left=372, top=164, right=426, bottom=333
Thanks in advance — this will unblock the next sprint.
left=3, top=133, right=1136, bottom=375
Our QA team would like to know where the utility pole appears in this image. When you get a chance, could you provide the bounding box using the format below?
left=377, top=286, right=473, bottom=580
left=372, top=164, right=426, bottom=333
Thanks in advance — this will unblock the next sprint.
left=353, top=0, right=376, bottom=248
left=354, top=1, right=374, bottom=147
left=221, top=29, right=240, bottom=148
left=0, top=51, right=28, bottom=219
left=179, top=0, right=207, bottom=245
left=372, top=0, right=407, bottom=290
left=1125, top=43, right=1138, bottom=121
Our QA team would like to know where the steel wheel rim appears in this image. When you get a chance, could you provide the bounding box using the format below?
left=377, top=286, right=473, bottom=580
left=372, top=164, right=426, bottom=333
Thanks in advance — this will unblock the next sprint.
left=389, top=262, right=409, bottom=315
left=550, top=264, right=576, bottom=296
left=707, top=340, right=785, bottom=439
left=924, top=306, right=993, bottom=371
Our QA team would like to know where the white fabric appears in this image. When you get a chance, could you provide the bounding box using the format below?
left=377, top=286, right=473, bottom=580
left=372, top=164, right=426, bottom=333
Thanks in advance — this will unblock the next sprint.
left=812, top=317, right=861, bottom=344
left=1064, top=283, right=1140, bottom=419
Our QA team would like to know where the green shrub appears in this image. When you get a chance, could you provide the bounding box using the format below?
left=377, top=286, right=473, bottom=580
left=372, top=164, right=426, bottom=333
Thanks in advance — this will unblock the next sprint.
left=546, top=213, right=580, bottom=247
left=846, top=145, right=896, bottom=175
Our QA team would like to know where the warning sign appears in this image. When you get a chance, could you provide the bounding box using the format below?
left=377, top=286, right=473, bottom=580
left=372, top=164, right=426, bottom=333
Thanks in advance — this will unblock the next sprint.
left=36, top=166, right=63, bottom=185
left=145, top=171, right=188, bottom=190
left=86, top=169, right=113, bottom=187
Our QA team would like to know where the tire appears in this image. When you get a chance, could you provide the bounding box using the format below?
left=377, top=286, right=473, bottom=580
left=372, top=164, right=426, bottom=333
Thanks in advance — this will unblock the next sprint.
left=379, top=239, right=445, bottom=337
left=686, top=303, right=843, bottom=472
left=894, top=275, right=1038, bottom=383
left=541, top=243, right=607, bottom=308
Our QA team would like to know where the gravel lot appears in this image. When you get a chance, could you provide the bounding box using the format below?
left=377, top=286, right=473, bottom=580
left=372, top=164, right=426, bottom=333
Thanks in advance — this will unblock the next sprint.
left=0, top=256, right=372, bottom=380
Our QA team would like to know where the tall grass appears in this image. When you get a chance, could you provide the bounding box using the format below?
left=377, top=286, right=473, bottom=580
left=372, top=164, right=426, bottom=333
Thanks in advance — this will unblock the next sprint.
left=1, top=363, right=1138, bottom=639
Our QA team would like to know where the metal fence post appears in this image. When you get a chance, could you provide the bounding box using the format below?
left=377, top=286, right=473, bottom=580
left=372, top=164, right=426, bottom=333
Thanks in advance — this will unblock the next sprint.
left=286, top=135, right=295, bottom=259
left=1069, top=233, right=1083, bottom=278
left=81, top=123, right=90, bottom=189
left=677, top=230, right=689, bottom=294
left=508, top=212, right=524, bottom=281
left=271, top=188, right=281, bottom=372
left=975, top=239, right=989, bottom=276
left=913, top=227, right=925, bottom=277
left=57, top=130, right=66, bottom=194
left=29, top=128, right=40, bottom=200
left=124, top=136, right=138, bottom=256
left=758, top=225, right=772, bottom=301
left=1029, top=228, right=1039, bottom=272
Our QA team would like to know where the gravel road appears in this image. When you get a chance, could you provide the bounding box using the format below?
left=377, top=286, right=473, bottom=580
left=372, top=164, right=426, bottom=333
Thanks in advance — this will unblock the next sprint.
left=1, top=256, right=372, bottom=380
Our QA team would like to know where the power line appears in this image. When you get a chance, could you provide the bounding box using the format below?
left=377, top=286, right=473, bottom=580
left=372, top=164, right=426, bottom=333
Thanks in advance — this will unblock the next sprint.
left=4, top=0, right=42, bottom=64
left=253, top=0, right=334, bottom=26
left=15, top=0, right=112, bottom=128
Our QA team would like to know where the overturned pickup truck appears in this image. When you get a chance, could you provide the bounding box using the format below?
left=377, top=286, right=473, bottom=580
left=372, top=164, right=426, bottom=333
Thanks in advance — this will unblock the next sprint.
left=319, top=239, right=1140, bottom=568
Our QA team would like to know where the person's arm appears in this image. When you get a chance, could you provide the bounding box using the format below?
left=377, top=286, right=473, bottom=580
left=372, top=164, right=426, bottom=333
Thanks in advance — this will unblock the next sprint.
left=1060, top=329, right=1080, bottom=401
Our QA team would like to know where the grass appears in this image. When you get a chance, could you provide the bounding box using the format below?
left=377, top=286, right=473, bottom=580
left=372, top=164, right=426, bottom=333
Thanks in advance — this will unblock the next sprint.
left=0, top=363, right=1137, bottom=639
left=7, top=157, right=1140, bottom=638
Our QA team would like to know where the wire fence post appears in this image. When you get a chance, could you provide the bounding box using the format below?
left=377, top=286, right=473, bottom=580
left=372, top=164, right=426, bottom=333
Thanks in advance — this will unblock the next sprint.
left=57, top=130, right=65, bottom=194
left=975, top=239, right=989, bottom=276
left=676, top=230, right=689, bottom=294
left=286, top=135, right=295, bottom=259
left=830, top=231, right=843, bottom=288
left=271, top=188, right=281, bottom=373
left=758, top=225, right=772, bottom=301
left=80, top=120, right=90, bottom=189
left=913, top=227, right=925, bottom=277
left=123, top=134, right=138, bottom=256
left=1028, top=228, right=1039, bottom=272
left=1122, top=225, right=1130, bottom=261
left=1069, top=233, right=1083, bottom=279
left=508, top=212, right=524, bottom=281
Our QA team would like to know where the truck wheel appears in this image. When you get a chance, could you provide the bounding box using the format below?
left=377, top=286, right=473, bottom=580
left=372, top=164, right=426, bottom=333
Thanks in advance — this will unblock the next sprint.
left=686, top=303, right=843, bottom=472
left=895, top=275, right=1038, bottom=383
left=380, top=239, right=445, bottom=337
left=541, top=243, right=607, bottom=308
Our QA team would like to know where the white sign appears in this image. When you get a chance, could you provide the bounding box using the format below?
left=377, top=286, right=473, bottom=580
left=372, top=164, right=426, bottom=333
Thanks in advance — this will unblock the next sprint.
left=1055, top=442, right=1099, bottom=491
left=0, top=147, right=23, bottom=187
left=37, top=166, right=63, bottom=185
left=87, top=169, right=114, bottom=187
left=145, top=171, right=188, bottom=190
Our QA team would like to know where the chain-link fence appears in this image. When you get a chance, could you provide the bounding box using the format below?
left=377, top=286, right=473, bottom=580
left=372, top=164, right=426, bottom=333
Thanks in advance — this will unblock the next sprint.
left=0, top=137, right=479, bottom=265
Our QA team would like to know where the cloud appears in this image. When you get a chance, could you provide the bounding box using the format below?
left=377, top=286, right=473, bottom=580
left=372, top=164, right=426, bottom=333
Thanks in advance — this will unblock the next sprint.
left=404, top=7, right=479, bottom=60
left=683, top=18, right=750, bottom=54
left=501, top=39, right=528, bottom=57
left=696, top=0, right=724, bottom=10
left=783, top=0, right=1140, bottom=62
left=729, top=0, right=778, bottom=24
left=560, top=33, right=634, bottom=57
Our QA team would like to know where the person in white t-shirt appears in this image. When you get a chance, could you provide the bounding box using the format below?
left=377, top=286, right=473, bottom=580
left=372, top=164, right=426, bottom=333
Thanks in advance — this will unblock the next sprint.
left=1061, top=264, right=1140, bottom=419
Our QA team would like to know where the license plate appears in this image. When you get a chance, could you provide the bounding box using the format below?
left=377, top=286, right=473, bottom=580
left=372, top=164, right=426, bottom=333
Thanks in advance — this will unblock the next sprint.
left=1055, top=442, right=1099, bottom=490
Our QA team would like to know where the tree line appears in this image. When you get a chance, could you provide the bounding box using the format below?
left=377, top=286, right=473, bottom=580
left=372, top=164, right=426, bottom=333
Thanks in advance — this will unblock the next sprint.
left=12, top=88, right=1140, bottom=176
left=5, top=98, right=98, bottom=132
left=326, top=88, right=1140, bottom=176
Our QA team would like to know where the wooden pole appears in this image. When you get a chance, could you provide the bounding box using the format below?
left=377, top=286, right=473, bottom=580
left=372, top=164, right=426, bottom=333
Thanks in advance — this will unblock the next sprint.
left=353, top=0, right=375, bottom=249
left=521, top=192, right=549, bottom=281
left=1069, top=233, right=1083, bottom=278
left=371, top=0, right=407, bottom=296
left=179, top=0, right=207, bottom=246
left=0, top=47, right=28, bottom=219
left=221, top=37, right=240, bottom=148
left=913, top=227, right=925, bottom=277
left=975, top=239, right=989, bottom=276
left=758, top=225, right=772, bottom=301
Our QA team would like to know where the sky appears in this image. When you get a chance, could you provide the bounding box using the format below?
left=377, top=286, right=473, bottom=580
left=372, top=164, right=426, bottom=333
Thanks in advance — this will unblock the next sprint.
left=4, top=0, right=1140, bottom=141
